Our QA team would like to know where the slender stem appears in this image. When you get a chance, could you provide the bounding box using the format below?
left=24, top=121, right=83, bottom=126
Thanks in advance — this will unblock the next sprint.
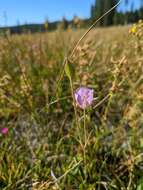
left=103, top=93, right=113, bottom=121
left=93, top=94, right=110, bottom=109
left=47, top=95, right=72, bottom=106
left=56, top=160, right=82, bottom=182
left=69, top=0, right=123, bottom=59
left=54, top=0, right=123, bottom=93
left=83, top=108, right=87, bottom=178
left=83, top=109, right=86, bottom=148
left=69, top=77, right=82, bottom=147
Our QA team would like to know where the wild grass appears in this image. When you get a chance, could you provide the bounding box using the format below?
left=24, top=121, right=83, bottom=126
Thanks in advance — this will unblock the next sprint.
left=0, top=20, right=143, bottom=190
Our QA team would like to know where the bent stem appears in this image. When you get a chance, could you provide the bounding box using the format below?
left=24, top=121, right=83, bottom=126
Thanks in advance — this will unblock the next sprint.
left=55, top=0, right=123, bottom=91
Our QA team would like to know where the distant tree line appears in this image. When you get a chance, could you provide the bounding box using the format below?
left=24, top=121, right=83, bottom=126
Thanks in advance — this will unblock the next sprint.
left=0, top=0, right=143, bottom=34
left=91, top=0, right=143, bottom=26
left=0, top=16, right=88, bottom=34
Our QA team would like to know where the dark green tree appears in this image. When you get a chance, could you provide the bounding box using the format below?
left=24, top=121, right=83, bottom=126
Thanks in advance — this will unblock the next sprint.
left=91, top=0, right=118, bottom=26
left=95, top=0, right=105, bottom=26
left=60, top=17, right=68, bottom=30
left=91, top=4, right=95, bottom=21
left=139, top=0, right=143, bottom=18
left=124, top=0, right=129, bottom=24
left=103, top=0, right=118, bottom=26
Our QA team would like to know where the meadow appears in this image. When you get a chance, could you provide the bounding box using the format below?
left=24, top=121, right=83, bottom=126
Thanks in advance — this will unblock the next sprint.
left=0, top=21, right=143, bottom=190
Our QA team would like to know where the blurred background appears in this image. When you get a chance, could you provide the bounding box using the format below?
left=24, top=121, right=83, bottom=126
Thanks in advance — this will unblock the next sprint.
left=0, top=0, right=143, bottom=34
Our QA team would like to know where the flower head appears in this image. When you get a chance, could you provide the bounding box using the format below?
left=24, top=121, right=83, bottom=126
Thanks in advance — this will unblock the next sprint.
left=0, top=128, right=8, bottom=135
left=129, top=24, right=137, bottom=34
left=74, top=87, right=94, bottom=109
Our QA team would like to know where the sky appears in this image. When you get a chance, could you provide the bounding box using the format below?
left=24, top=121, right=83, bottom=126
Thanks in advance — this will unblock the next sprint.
left=0, top=0, right=141, bottom=27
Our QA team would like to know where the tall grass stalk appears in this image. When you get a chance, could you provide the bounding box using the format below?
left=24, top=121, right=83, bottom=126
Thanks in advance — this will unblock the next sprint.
left=55, top=0, right=123, bottom=94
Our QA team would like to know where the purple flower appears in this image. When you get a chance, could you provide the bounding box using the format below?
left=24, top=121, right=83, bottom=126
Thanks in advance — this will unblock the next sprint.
left=0, top=128, right=9, bottom=135
left=74, top=87, right=94, bottom=109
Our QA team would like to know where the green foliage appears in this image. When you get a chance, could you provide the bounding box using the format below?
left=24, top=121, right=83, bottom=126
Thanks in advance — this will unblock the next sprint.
left=90, top=0, right=117, bottom=26
left=137, top=178, right=143, bottom=190
left=90, top=0, right=143, bottom=26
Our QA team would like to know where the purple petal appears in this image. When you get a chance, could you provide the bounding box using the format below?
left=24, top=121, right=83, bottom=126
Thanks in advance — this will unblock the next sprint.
left=74, top=87, right=94, bottom=109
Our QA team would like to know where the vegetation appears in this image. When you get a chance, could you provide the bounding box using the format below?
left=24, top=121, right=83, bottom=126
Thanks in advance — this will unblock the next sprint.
left=1, top=1, right=143, bottom=34
left=91, top=0, right=143, bottom=26
left=91, top=0, right=117, bottom=25
left=0, top=19, right=143, bottom=189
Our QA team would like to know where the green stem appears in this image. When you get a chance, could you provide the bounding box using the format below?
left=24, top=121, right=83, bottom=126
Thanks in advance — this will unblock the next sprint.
left=69, top=77, right=82, bottom=147
left=83, top=108, right=87, bottom=178
left=84, top=109, right=86, bottom=148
